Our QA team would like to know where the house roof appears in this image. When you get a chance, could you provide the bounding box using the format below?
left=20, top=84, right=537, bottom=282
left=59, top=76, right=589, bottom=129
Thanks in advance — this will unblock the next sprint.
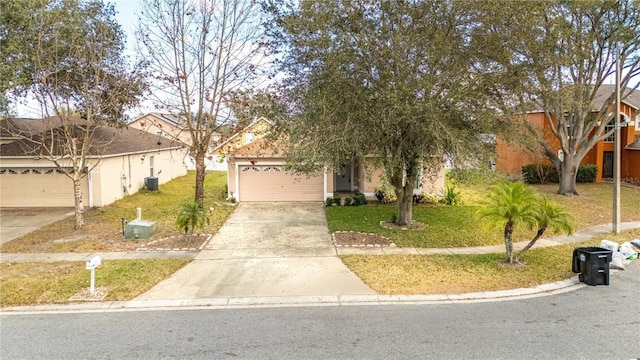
left=212, top=117, right=273, bottom=153
left=0, top=117, right=183, bottom=157
left=592, top=85, right=640, bottom=110
left=529, top=86, right=640, bottom=113
left=131, top=112, right=186, bottom=129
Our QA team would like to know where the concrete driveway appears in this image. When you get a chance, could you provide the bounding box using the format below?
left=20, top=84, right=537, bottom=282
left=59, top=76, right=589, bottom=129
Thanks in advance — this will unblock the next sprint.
left=0, top=208, right=75, bottom=245
left=135, top=202, right=375, bottom=300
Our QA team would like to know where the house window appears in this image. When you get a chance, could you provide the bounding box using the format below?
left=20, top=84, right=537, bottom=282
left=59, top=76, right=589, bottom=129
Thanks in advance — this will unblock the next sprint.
left=242, top=167, right=250, bottom=171
left=252, top=167, right=260, bottom=171
left=9, top=169, right=17, bottom=174
left=21, top=169, right=30, bottom=174
left=604, top=119, right=615, bottom=142
left=0, top=169, right=5, bottom=175
left=32, top=169, right=41, bottom=174
left=149, top=156, right=155, bottom=177
left=264, top=167, right=271, bottom=172
left=273, top=167, right=282, bottom=172
left=246, top=132, right=255, bottom=143
left=45, top=169, right=54, bottom=174
left=56, top=169, right=65, bottom=174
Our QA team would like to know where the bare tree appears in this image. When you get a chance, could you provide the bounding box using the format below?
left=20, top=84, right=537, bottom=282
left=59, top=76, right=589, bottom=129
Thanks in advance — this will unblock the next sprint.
left=137, top=0, right=265, bottom=205
left=1, top=0, right=146, bottom=229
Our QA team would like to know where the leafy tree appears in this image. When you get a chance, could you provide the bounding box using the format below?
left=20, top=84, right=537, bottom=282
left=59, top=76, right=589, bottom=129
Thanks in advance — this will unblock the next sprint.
left=137, top=0, right=265, bottom=205
left=176, top=202, right=210, bottom=238
left=474, top=0, right=640, bottom=195
left=0, top=0, right=146, bottom=229
left=264, top=0, right=509, bottom=226
left=478, top=181, right=573, bottom=264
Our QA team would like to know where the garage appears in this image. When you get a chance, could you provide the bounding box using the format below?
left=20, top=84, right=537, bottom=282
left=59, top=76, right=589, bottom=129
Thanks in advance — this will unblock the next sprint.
left=0, top=167, right=89, bottom=207
left=237, top=164, right=324, bottom=202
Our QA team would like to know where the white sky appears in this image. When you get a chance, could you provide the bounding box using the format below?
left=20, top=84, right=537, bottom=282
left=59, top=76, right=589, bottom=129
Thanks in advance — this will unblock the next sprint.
left=11, top=0, right=639, bottom=118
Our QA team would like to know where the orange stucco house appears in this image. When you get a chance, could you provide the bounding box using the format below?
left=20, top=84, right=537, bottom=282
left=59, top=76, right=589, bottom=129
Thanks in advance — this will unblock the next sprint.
left=495, top=85, right=640, bottom=183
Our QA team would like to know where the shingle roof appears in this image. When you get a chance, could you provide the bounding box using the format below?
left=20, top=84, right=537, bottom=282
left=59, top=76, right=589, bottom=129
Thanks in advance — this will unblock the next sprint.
left=593, top=85, right=640, bottom=110
left=0, top=117, right=183, bottom=157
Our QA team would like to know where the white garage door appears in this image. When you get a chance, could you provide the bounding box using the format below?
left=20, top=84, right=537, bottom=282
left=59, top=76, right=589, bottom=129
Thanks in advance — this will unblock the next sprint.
left=238, top=165, right=323, bottom=202
left=0, top=167, right=89, bottom=207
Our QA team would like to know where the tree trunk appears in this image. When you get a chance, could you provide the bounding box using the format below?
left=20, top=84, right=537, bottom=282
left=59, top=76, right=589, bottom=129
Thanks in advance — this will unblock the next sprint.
left=557, top=157, right=578, bottom=196
left=516, top=228, right=545, bottom=261
left=396, top=190, right=413, bottom=226
left=504, top=222, right=514, bottom=264
left=73, top=177, right=84, bottom=230
left=194, top=149, right=207, bottom=206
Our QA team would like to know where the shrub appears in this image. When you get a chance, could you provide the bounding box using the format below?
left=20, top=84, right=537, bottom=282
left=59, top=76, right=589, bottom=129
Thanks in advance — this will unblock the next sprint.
left=332, top=193, right=342, bottom=206
left=523, top=163, right=598, bottom=184
left=374, top=182, right=397, bottom=204
left=522, top=164, right=558, bottom=184
left=576, top=164, right=597, bottom=183
left=412, top=193, right=424, bottom=205
left=344, top=197, right=353, bottom=206
left=443, top=185, right=461, bottom=206
left=353, top=191, right=367, bottom=205
left=176, top=202, right=210, bottom=238
left=325, top=197, right=333, bottom=207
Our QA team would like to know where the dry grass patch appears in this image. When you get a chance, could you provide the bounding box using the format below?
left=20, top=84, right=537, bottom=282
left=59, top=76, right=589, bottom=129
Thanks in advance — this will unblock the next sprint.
left=532, top=183, right=640, bottom=228
left=340, top=226, right=640, bottom=295
left=0, top=259, right=190, bottom=308
left=0, top=171, right=232, bottom=253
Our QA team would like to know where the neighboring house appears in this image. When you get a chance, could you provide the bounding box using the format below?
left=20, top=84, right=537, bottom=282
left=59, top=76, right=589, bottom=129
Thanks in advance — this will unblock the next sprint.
left=495, top=85, right=640, bottom=183
left=130, top=113, right=226, bottom=171
left=214, top=117, right=445, bottom=202
left=0, top=118, right=188, bottom=207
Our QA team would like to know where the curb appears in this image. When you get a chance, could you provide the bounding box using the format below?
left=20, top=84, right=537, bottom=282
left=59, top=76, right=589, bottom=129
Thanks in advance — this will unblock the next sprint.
left=0, top=276, right=585, bottom=315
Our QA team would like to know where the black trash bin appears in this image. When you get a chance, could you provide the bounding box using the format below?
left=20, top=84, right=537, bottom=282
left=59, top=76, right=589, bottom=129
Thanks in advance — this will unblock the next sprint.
left=144, top=177, right=158, bottom=191
left=572, top=246, right=612, bottom=286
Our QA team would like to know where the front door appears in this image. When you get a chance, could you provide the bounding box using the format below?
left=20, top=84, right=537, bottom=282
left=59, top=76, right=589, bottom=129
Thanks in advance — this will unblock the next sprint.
left=602, top=151, right=614, bottom=179
left=335, top=164, right=351, bottom=191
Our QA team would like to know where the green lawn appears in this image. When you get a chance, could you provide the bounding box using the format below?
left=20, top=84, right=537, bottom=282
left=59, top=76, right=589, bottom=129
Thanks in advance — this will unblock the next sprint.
left=327, top=182, right=640, bottom=248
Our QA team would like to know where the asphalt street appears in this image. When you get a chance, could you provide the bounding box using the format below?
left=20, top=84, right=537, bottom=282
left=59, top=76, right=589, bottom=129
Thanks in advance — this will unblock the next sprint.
left=2, top=261, right=638, bottom=360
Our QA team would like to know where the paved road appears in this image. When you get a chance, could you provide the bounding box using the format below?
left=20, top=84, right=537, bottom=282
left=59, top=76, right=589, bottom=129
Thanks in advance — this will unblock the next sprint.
left=2, top=261, right=638, bottom=360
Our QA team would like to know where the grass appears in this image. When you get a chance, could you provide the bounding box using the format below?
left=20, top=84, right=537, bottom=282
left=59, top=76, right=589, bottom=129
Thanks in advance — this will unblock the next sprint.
left=0, top=259, right=189, bottom=308
left=327, top=182, right=640, bottom=248
left=340, top=228, right=640, bottom=295
left=0, top=171, right=233, bottom=253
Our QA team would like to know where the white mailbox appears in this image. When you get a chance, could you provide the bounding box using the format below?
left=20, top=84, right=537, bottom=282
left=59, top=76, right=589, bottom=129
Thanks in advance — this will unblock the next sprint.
left=86, top=256, right=102, bottom=270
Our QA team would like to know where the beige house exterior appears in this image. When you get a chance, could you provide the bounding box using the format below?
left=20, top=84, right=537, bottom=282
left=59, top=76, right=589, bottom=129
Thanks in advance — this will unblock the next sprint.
left=130, top=113, right=226, bottom=171
left=0, top=119, right=188, bottom=207
left=215, top=118, right=445, bottom=202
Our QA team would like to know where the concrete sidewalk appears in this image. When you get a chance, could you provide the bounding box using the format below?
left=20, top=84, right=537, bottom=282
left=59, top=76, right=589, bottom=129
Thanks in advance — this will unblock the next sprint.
left=1, top=218, right=638, bottom=314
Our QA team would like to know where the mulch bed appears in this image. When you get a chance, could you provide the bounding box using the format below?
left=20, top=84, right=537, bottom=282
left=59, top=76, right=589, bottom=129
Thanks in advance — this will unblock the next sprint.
left=332, top=231, right=395, bottom=248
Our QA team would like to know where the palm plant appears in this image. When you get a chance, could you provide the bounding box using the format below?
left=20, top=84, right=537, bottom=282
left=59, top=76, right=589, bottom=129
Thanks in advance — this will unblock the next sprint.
left=515, top=195, right=573, bottom=261
left=477, top=181, right=538, bottom=264
left=176, top=202, right=210, bottom=239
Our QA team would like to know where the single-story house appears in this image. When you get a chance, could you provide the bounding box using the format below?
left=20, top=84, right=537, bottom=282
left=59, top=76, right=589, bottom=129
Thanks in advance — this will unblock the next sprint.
left=214, top=117, right=445, bottom=202
left=495, top=85, right=640, bottom=182
left=0, top=117, right=188, bottom=207
left=129, top=112, right=227, bottom=171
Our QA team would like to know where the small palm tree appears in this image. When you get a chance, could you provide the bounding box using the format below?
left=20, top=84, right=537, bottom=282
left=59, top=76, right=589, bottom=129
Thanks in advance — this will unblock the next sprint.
left=176, top=202, right=210, bottom=239
left=477, top=181, right=538, bottom=264
left=515, top=195, right=573, bottom=261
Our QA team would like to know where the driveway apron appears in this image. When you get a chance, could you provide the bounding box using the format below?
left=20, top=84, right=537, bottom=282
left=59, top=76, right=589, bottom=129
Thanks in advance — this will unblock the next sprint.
left=135, top=203, right=375, bottom=300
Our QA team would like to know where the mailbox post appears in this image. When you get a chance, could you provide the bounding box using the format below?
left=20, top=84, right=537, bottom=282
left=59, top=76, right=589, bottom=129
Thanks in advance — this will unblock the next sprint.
left=85, top=256, right=102, bottom=294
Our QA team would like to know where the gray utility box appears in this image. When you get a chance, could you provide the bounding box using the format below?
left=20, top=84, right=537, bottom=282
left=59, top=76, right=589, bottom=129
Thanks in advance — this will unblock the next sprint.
left=145, top=177, right=158, bottom=191
left=125, top=219, right=157, bottom=239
